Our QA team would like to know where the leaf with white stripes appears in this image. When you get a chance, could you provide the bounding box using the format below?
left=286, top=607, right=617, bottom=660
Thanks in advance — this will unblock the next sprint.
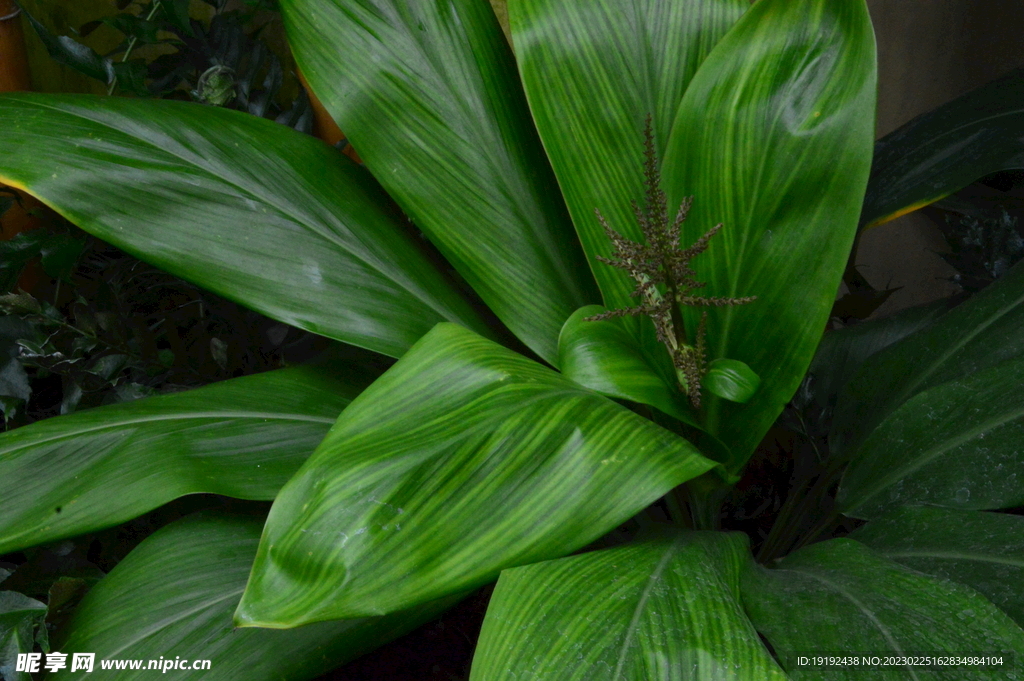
left=235, top=324, right=716, bottom=627
left=470, top=529, right=786, bottom=680
left=0, top=366, right=362, bottom=554
left=52, top=512, right=459, bottom=681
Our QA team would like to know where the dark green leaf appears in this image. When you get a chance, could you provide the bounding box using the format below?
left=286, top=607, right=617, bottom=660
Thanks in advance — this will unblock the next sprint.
left=703, top=358, right=759, bottom=404
left=796, top=300, right=948, bottom=417
left=557, top=305, right=696, bottom=426
left=660, top=0, right=877, bottom=470
left=282, top=0, right=598, bottom=364
left=0, top=94, right=491, bottom=358
left=235, top=324, right=715, bottom=626
left=743, top=539, right=1024, bottom=679
left=510, top=0, right=748, bottom=325
left=0, top=592, right=47, bottom=681
left=832, top=259, right=1024, bottom=459
left=111, top=60, right=150, bottom=97
left=861, top=68, right=1024, bottom=229
left=52, top=512, right=460, bottom=681
left=470, top=529, right=786, bottom=680
left=103, top=15, right=161, bottom=45
left=838, top=356, right=1024, bottom=518
left=161, top=0, right=194, bottom=37
left=24, top=12, right=114, bottom=84
left=0, top=366, right=363, bottom=555
left=0, top=231, right=47, bottom=294
left=852, top=507, right=1024, bottom=628
left=39, top=234, right=87, bottom=282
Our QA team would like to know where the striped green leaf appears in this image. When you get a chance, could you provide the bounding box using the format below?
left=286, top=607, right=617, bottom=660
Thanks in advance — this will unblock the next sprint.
left=510, top=0, right=748, bottom=325
left=837, top=356, right=1024, bottom=519
left=51, top=512, right=459, bottom=681
left=861, top=68, right=1024, bottom=229
left=852, top=507, right=1024, bottom=628
left=235, top=324, right=716, bottom=627
left=470, top=529, right=787, bottom=680
left=743, top=539, right=1024, bottom=680
left=281, top=0, right=597, bottom=364
left=0, top=94, right=489, bottom=359
left=661, top=0, right=877, bottom=469
left=0, top=366, right=361, bottom=555
left=1, top=592, right=47, bottom=681
left=832, top=260, right=1024, bottom=460
left=558, top=305, right=697, bottom=426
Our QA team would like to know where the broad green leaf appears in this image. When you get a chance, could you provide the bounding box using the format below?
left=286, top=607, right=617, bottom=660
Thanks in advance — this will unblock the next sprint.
left=832, top=259, right=1024, bottom=459
left=797, top=300, right=948, bottom=419
left=470, top=529, right=786, bottom=681
left=510, top=0, right=748, bottom=325
left=235, top=324, right=715, bottom=626
left=837, top=356, right=1024, bottom=519
left=0, top=94, right=490, bottom=359
left=52, top=512, right=459, bottom=680
left=704, top=358, right=759, bottom=404
left=743, top=539, right=1024, bottom=680
left=0, top=366, right=361, bottom=555
left=662, top=0, right=877, bottom=470
left=861, top=68, right=1024, bottom=229
left=558, top=305, right=696, bottom=426
left=1, top=592, right=47, bottom=681
left=281, top=0, right=597, bottom=365
left=852, top=507, right=1024, bottom=628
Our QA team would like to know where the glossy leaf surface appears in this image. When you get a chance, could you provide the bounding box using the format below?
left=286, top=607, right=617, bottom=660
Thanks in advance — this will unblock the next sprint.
left=236, top=324, right=715, bottom=626
left=510, top=0, right=748, bottom=322
left=743, top=539, right=1024, bottom=679
left=837, top=356, right=1024, bottom=519
left=852, top=507, right=1024, bottom=628
left=0, top=592, right=47, bottom=681
left=662, top=0, right=877, bottom=469
left=558, top=305, right=696, bottom=425
left=0, top=94, right=488, bottom=359
left=470, top=529, right=786, bottom=681
left=0, top=367, right=360, bottom=555
left=282, top=0, right=596, bottom=364
left=52, top=512, right=458, bottom=680
left=861, top=68, right=1024, bottom=229
left=832, top=260, right=1024, bottom=459
left=703, top=359, right=759, bottom=404
left=798, top=300, right=947, bottom=419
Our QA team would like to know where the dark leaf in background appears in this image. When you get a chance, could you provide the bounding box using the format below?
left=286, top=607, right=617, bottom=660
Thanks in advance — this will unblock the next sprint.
left=0, top=591, right=48, bottom=681
left=862, top=68, right=1024, bottom=228
left=24, top=11, right=114, bottom=84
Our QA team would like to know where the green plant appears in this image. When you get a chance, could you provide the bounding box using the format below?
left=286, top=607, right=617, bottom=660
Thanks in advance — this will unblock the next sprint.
left=1, top=0, right=1024, bottom=679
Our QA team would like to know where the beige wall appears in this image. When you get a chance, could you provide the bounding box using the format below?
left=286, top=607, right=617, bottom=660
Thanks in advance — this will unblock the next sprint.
left=857, top=0, right=1024, bottom=315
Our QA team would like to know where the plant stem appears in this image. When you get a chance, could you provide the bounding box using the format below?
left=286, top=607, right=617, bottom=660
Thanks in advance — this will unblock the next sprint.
left=107, top=1, right=162, bottom=94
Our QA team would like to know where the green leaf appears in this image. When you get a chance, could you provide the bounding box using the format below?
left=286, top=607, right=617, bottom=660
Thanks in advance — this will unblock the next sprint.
left=510, top=0, right=748, bottom=327
left=661, top=0, right=877, bottom=470
left=52, top=512, right=460, bottom=680
left=235, top=324, right=715, bottom=627
left=861, top=68, right=1024, bottom=229
left=470, top=529, right=786, bottom=680
left=743, top=539, right=1024, bottom=679
left=557, top=305, right=696, bottom=426
left=837, top=356, right=1024, bottom=518
left=796, top=300, right=948, bottom=418
left=39, top=234, right=87, bottom=282
left=0, top=94, right=491, bottom=359
left=703, top=358, right=759, bottom=404
left=852, top=507, right=1024, bottom=628
left=0, top=366, right=363, bottom=555
left=281, top=0, right=597, bottom=364
left=0, top=592, right=47, bottom=681
left=832, top=259, right=1024, bottom=459
left=23, top=11, right=114, bottom=84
